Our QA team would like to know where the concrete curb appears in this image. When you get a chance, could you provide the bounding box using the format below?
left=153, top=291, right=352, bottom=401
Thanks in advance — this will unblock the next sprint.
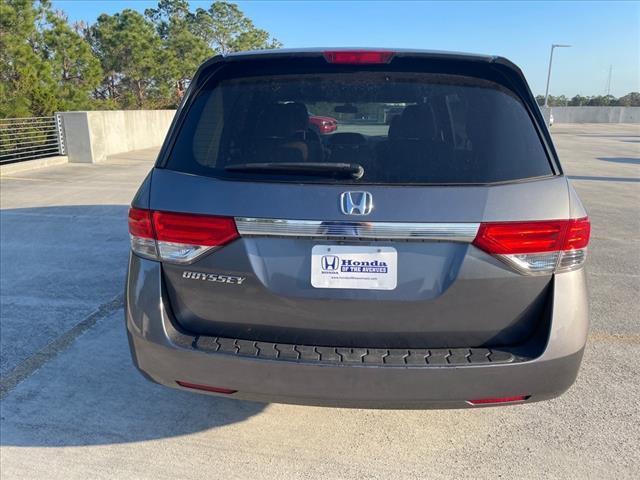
left=0, top=155, right=68, bottom=176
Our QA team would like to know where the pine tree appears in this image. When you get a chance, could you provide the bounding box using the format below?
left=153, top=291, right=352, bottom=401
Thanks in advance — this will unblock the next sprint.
left=0, top=0, right=57, bottom=117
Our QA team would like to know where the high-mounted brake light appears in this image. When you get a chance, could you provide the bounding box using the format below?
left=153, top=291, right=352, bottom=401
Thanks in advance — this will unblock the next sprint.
left=323, top=50, right=395, bottom=64
left=128, top=208, right=239, bottom=263
left=472, top=217, right=590, bottom=275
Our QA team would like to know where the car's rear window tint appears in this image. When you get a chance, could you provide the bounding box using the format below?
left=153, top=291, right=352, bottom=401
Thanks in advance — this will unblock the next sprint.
left=165, top=69, right=553, bottom=184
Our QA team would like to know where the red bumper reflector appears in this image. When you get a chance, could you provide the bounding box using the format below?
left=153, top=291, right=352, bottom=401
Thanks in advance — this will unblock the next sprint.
left=176, top=381, right=237, bottom=394
left=467, top=395, right=529, bottom=406
left=323, top=50, right=394, bottom=64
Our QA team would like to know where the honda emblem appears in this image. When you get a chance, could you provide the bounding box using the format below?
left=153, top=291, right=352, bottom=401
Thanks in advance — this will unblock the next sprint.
left=340, top=191, right=373, bottom=215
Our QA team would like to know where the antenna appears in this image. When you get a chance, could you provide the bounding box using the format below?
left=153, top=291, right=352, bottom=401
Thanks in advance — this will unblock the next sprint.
left=606, top=65, right=612, bottom=96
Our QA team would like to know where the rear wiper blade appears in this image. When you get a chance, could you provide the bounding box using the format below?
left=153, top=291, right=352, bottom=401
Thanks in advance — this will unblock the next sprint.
left=224, top=162, right=364, bottom=179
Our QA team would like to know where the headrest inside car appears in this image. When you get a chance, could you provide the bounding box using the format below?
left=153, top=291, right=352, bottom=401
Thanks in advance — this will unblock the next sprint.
left=257, top=102, right=310, bottom=137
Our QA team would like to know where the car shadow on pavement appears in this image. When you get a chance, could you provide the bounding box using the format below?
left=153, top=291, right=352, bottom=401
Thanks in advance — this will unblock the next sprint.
left=0, top=205, right=266, bottom=447
left=0, top=300, right=267, bottom=447
left=576, top=134, right=640, bottom=138
left=596, top=156, right=640, bottom=166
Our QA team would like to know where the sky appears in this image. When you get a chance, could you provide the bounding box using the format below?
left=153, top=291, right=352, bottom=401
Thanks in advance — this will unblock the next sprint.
left=52, top=0, right=640, bottom=97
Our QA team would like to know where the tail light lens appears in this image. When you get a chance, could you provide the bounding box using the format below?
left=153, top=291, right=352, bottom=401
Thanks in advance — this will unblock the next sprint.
left=128, top=208, right=157, bottom=259
left=323, top=50, right=394, bottom=64
left=128, top=208, right=239, bottom=263
left=473, top=217, right=590, bottom=275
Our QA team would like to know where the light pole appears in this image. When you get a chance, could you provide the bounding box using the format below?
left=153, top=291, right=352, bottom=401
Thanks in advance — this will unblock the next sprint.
left=544, top=44, right=571, bottom=107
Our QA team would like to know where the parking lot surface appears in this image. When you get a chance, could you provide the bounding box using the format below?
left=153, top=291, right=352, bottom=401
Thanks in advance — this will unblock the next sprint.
left=1, top=125, right=639, bottom=479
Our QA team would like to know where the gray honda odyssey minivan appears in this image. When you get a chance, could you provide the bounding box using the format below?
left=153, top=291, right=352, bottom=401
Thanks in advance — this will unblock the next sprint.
left=126, top=49, right=590, bottom=408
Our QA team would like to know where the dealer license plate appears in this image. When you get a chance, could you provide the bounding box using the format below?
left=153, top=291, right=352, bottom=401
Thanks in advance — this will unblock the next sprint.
left=311, top=245, right=397, bottom=290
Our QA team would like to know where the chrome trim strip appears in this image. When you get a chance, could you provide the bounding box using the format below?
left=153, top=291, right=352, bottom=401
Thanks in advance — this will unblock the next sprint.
left=235, top=218, right=480, bottom=242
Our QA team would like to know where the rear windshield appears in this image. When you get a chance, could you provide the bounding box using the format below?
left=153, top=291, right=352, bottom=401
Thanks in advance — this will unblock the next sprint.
left=165, top=68, right=553, bottom=184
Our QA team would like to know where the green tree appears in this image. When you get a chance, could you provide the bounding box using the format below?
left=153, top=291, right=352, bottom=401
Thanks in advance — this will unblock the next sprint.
left=89, top=9, right=163, bottom=108
left=586, top=95, right=615, bottom=106
left=145, top=0, right=213, bottom=102
left=193, top=1, right=282, bottom=54
left=144, top=0, right=190, bottom=38
left=42, top=11, right=102, bottom=111
left=569, top=95, right=589, bottom=106
left=535, top=95, right=568, bottom=107
left=0, top=0, right=57, bottom=117
left=617, top=92, right=640, bottom=106
left=554, top=95, right=568, bottom=106
left=143, top=0, right=281, bottom=105
left=1, top=0, right=104, bottom=116
left=231, top=27, right=281, bottom=52
left=1, top=0, right=282, bottom=115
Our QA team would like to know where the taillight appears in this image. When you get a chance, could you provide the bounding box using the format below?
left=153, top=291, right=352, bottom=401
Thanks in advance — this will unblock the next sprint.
left=128, top=208, right=156, bottom=259
left=323, top=50, right=394, bottom=64
left=472, top=217, right=590, bottom=275
left=128, top=208, right=239, bottom=263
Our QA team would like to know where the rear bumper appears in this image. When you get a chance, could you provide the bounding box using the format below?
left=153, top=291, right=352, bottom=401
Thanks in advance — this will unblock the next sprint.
left=125, top=254, right=589, bottom=409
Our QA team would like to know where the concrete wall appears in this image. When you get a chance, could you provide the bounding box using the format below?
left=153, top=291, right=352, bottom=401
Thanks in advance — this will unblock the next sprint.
left=542, top=106, right=640, bottom=124
left=59, top=110, right=175, bottom=163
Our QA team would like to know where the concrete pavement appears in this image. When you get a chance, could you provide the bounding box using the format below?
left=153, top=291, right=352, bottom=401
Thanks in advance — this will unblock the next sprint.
left=0, top=149, right=155, bottom=378
left=0, top=126, right=639, bottom=479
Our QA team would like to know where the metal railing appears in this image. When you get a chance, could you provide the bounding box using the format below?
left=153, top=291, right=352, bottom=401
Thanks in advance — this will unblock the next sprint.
left=0, top=115, right=66, bottom=165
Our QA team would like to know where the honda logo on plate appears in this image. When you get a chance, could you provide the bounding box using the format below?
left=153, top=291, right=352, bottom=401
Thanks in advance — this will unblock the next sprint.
left=340, top=191, right=373, bottom=215
left=321, top=255, right=340, bottom=271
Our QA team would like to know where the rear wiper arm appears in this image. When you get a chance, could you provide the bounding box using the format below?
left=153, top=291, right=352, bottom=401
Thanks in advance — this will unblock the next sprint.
left=224, top=162, right=364, bottom=179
